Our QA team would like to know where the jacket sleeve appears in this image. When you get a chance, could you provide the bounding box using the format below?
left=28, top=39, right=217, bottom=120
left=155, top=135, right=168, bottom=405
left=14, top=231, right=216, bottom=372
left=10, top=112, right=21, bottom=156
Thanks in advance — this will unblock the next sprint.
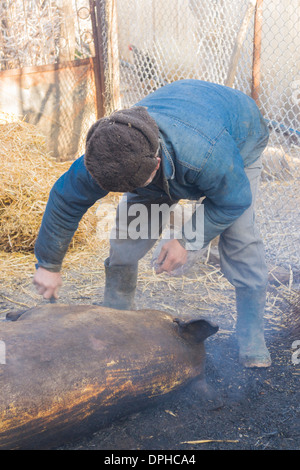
left=34, top=155, right=108, bottom=272
left=182, top=129, right=253, bottom=250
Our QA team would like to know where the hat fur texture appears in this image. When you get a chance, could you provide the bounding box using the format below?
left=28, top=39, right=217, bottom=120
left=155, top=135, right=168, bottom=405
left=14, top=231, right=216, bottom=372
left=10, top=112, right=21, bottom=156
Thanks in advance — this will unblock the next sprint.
left=84, top=107, right=159, bottom=192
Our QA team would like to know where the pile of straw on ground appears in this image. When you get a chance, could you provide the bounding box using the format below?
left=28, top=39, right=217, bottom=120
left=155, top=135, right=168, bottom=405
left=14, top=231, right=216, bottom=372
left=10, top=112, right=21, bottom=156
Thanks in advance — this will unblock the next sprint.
left=0, top=114, right=68, bottom=252
left=0, top=113, right=106, bottom=253
left=0, top=113, right=298, bottom=336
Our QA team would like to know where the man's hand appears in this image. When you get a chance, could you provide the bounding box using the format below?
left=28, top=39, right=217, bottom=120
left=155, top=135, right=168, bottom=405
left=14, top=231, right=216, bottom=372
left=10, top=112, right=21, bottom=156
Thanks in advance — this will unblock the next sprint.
left=155, top=239, right=187, bottom=274
left=33, top=267, right=62, bottom=300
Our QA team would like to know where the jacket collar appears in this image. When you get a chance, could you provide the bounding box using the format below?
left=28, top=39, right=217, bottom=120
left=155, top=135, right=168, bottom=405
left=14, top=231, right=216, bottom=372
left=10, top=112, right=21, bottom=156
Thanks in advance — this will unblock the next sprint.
left=158, top=136, right=174, bottom=199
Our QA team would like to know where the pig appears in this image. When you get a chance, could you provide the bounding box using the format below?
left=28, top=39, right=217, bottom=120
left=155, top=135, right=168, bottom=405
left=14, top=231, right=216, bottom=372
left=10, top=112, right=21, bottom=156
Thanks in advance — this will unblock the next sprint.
left=0, top=304, right=218, bottom=449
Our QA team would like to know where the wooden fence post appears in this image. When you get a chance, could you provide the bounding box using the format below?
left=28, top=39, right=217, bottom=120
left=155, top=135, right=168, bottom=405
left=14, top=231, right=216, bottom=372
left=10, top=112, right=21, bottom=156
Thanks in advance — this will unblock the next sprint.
left=251, top=0, right=263, bottom=106
left=225, top=0, right=256, bottom=88
left=89, top=0, right=106, bottom=118
left=89, top=0, right=120, bottom=118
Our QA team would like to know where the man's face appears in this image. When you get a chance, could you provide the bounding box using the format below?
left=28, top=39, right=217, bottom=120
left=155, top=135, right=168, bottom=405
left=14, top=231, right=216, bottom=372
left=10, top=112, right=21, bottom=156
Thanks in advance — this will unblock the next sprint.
left=142, top=157, right=161, bottom=186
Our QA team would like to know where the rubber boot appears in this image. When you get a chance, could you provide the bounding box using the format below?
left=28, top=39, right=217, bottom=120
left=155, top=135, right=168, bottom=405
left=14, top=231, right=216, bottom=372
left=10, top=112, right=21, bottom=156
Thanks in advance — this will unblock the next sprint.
left=103, top=258, right=137, bottom=310
left=236, top=287, right=271, bottom=368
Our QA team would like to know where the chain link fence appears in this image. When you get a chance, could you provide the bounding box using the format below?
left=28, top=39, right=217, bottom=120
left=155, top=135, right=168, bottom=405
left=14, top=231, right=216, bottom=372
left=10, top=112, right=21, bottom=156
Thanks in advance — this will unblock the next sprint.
left=0, top=0, right=94, bottom=67
left=108, top=0, right=300, bottom=275
left=0, top=0, right=299, bottom=274
left=0, top=0, right=96, bottom=160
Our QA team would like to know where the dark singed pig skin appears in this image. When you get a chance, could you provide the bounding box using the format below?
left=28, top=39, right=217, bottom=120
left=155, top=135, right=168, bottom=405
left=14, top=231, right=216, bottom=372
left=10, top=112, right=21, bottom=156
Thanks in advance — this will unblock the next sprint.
left=0, top=304, right=218, bottom=449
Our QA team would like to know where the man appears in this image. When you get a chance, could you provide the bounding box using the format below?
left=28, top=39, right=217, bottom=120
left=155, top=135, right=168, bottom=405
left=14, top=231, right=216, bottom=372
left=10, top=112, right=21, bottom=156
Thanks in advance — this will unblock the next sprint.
left=33, top=79, right=271, bottom=368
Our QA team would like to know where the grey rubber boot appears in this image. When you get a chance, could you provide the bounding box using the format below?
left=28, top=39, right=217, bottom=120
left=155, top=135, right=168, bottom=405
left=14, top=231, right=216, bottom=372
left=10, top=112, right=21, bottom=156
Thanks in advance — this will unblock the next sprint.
left=103, top=258, right=137, bottom=310
left=236, top=287, right=271, bottom=368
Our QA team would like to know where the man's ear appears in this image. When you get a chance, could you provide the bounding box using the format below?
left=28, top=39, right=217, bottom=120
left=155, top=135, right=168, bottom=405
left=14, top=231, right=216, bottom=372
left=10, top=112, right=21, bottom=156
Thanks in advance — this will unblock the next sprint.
left=155, top=157, right=161, bottom=170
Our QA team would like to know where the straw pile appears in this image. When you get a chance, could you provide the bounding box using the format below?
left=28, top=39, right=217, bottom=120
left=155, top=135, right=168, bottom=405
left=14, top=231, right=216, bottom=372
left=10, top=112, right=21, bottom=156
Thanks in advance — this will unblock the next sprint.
left=0, top=113, right=297, bottom=335
left=0, top=115, right=68, bottom=252
left=0, top=113, right=101, bottom=253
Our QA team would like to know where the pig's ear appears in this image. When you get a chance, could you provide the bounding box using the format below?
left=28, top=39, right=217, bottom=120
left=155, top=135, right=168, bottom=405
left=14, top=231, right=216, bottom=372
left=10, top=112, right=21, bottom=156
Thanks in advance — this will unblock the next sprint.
left=173, top=318, right=218, bottom=343
left=5, top=310, right=27, bottom=322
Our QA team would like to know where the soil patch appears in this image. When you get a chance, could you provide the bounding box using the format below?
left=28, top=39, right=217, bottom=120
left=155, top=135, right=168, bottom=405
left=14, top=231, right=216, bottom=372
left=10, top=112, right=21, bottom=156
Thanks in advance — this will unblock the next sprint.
left=0, top=251, right=299, bottom=451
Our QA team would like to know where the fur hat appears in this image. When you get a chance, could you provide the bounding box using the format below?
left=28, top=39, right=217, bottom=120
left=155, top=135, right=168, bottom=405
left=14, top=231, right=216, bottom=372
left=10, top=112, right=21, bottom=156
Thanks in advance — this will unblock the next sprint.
left=84, top=106, right=159, bottom=192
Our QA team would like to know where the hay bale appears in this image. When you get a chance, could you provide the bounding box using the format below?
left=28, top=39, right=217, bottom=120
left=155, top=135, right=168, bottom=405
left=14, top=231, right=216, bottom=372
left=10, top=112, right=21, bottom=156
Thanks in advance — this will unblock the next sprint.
left=0, top=114, right=101, bottom=253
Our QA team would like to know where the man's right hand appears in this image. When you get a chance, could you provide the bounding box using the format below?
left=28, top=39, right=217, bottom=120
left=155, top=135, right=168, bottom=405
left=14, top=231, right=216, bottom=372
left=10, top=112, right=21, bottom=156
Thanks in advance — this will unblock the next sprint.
left=33, top=267, right=62, bottom=300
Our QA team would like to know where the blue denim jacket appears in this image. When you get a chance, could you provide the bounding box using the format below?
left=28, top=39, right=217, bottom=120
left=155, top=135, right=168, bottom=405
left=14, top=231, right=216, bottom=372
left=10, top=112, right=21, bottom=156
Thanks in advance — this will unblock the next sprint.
left=35, top=80, right=269, bottom=271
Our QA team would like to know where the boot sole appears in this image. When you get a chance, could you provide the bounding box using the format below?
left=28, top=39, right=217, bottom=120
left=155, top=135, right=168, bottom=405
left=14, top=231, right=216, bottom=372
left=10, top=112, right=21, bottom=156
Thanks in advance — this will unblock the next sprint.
left=239, top=355, right=272, bottom=368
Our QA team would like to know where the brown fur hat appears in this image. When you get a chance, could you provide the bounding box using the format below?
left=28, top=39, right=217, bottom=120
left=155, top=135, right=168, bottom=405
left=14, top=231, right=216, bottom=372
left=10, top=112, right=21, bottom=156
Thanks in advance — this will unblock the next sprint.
left=84, top=106, right=159, bottom=192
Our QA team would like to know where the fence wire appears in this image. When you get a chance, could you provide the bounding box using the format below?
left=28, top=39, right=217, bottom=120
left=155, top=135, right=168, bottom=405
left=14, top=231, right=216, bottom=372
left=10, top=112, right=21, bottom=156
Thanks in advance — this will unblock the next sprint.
left=0, top=0, right=299, bottom=274
left=107, top=0, right=300, bottom=274
left=0, top=0, right=94, bottom=68
left=0, top=0, right=96, bottom=160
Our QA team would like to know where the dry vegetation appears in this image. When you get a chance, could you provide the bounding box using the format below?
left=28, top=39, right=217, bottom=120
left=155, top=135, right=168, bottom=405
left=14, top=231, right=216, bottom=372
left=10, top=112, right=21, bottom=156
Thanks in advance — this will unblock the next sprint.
left=0, top=114, right=299, bottom=452
left=0, top=113, right=298, bottom=337
left=0, top=114, right=69, bottom=252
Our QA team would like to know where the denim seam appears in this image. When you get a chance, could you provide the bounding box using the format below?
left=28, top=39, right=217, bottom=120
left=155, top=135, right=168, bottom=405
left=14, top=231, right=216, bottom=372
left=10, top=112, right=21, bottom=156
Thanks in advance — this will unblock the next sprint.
left=177, top=127, right=226, bottom=176
left=155, top=111, right=217, bottom=144
left=160, top=138, right=175, bottom=178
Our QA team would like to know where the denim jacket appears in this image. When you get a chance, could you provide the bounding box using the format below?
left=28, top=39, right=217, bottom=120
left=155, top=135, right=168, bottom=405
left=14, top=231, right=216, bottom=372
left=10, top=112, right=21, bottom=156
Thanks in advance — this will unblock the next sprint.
left=35, top=80, right=269, bottom=271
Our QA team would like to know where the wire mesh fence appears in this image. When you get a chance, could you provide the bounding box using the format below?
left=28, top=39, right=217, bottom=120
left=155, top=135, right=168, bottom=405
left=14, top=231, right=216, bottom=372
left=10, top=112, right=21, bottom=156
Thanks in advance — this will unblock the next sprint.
left=0, top=0, right=97, bottom=160
left=0, top=0, right=94, bottom=68
left=0, top=0, right=299, bottom=274
left=100, top=0, right=300, bottom=274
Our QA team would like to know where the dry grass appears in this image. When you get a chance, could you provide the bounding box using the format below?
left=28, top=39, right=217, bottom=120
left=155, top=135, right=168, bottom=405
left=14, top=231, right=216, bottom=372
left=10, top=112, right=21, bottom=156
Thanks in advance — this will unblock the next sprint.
left=0, top=113, right=119, bottom=254
left=0, top=114, right=71, bottom=252
left=0, top=113, right=120, bottom=309
left=0, top=113, right=298, bottom=337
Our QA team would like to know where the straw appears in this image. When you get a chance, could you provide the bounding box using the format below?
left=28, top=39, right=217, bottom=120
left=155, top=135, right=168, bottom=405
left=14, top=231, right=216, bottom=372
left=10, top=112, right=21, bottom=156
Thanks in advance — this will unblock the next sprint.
left=0, top=113, right=298, bottom=335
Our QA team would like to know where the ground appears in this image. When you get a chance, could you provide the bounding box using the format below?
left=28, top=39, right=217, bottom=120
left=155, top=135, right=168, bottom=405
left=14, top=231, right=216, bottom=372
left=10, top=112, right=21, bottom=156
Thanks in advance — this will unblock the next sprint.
left=0, top=245, right=299, bottom=451
left=65, top=333, right=299, bottom=451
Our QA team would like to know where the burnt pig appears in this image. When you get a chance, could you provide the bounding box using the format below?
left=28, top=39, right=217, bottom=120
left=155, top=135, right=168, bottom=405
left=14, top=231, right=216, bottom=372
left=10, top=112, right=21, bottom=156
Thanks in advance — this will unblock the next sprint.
left=0, top=304, right=218, bottom=449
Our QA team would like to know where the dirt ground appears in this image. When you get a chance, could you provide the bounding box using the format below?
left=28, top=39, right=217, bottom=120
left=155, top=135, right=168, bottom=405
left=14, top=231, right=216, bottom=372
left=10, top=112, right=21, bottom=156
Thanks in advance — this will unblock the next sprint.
left=1, top=247, right=299, bottom=451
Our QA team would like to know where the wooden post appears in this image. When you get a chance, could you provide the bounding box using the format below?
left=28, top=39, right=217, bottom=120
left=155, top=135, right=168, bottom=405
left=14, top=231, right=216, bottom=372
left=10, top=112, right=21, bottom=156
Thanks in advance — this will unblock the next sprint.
left=89, top=0, right=106, bottom=118
left=251, top=0, right=263, bottom=106
left=89, top=0, right=120, bottom=118
left=105, top=0, right=121, bottom=113
left=226, top=0, right=256, bottom=88
left=59, top=0, right=76, bottom=61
